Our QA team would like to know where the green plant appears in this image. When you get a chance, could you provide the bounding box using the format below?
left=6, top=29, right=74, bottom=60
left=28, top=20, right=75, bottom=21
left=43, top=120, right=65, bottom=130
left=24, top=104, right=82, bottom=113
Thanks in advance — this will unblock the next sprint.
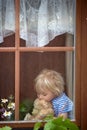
left=19, top=99, right=34, bottom=120
left=0, top=126, right=12, bottom=130
left=34, top=116, right=79, bottom=130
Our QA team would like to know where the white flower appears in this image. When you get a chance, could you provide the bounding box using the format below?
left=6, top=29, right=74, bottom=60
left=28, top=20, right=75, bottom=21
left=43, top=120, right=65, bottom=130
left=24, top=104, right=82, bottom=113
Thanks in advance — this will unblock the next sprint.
left=3, top=110, right=12, bottom=117
left=1, top=98, right=8, bottom=103
left=8, top=102, right=15, bottom=110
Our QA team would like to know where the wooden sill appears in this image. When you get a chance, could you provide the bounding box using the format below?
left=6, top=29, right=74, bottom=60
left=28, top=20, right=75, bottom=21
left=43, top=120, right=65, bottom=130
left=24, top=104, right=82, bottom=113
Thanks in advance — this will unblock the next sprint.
left=0, top=120, right=79, bottom=128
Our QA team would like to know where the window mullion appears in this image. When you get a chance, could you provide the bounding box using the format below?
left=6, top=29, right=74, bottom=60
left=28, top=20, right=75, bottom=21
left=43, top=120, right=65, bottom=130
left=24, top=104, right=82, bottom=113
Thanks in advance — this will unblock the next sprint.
left=15, top=0, right=20, bottom=120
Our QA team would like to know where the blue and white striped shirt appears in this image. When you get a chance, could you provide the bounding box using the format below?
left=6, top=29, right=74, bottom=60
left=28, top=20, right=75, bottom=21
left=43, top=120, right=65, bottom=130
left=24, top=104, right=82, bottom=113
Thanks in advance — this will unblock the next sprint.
left=51, top=93, right=73, bottom=118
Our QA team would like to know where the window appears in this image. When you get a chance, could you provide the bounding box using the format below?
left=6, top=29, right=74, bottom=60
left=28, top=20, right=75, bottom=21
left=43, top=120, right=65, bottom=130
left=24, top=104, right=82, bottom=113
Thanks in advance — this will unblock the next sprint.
left=0, top=0, right=81, bottom=128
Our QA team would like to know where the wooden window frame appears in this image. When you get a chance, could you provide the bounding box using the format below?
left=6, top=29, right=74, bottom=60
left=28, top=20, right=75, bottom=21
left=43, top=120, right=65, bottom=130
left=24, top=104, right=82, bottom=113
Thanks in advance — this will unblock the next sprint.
left=0, top=0, right=81, bottom=128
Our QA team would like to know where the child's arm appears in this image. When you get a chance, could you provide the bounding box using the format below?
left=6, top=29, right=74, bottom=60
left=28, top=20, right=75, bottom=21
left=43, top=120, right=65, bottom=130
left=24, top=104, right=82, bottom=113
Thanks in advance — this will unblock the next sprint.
left=58, top=101, right=70, bottom=119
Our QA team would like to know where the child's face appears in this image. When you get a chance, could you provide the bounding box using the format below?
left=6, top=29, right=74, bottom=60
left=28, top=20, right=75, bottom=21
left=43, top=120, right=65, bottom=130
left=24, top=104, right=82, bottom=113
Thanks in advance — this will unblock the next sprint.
left=37, top=89, right=56, bottom=102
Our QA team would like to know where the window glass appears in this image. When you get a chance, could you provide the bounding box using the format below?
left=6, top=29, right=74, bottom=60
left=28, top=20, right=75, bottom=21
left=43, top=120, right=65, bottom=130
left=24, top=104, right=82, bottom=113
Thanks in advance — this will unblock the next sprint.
left=0, top=52, right=15, bottom=121
left=20, top=51, right=75, bottom=120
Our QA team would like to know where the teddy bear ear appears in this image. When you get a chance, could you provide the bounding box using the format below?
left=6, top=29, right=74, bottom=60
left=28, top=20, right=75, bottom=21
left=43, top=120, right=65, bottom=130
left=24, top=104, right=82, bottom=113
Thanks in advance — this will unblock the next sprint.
left=34, top=98, right=42, bottom=107
left=34, top=98, right=39, bottom=104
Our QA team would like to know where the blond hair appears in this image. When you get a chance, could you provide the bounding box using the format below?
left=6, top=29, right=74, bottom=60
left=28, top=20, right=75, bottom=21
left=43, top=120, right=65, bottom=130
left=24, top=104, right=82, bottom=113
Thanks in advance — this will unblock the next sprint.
left=34, top=69, right=64, bottom=96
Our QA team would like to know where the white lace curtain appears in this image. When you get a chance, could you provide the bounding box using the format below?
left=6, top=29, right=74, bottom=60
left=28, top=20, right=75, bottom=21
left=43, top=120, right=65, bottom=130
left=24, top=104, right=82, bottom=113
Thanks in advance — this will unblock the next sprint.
left=0, top=0, right=74, bottom=47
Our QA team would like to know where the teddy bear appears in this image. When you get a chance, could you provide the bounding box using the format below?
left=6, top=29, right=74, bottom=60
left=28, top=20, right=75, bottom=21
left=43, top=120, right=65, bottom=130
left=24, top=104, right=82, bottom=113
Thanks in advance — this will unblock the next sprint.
left=24, top=98, right=54, bottom=120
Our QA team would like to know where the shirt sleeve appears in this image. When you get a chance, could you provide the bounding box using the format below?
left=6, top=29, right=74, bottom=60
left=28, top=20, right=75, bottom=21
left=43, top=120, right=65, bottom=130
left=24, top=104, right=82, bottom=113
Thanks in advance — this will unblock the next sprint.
left=58, top=96, right=73, bottom=114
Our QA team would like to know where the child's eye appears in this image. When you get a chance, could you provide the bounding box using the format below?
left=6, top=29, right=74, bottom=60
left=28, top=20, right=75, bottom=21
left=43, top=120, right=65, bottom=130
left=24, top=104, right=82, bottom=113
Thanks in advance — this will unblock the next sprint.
left=42, top=93, right=47, bottom=96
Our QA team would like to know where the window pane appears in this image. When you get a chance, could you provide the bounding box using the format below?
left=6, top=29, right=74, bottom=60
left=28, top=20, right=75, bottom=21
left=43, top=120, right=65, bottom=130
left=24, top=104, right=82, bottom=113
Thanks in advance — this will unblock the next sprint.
left=20, top=51, right=75, bottom=120
left=0, top=52, right=15, bottom=121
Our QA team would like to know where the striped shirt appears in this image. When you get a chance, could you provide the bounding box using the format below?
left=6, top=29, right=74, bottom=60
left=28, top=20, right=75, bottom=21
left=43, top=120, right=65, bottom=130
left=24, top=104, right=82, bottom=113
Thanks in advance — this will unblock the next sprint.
left=51, top=93, right=73, bottom=118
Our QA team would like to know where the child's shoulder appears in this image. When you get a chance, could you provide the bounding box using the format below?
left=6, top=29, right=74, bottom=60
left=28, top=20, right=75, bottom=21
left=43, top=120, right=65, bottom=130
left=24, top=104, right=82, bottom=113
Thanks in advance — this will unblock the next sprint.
left=52, top=93, right=70, bottom=103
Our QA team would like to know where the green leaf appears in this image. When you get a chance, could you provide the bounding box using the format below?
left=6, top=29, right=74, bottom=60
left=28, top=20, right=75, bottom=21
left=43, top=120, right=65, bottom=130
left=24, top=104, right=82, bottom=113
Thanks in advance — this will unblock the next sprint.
left=34, top=117, right=79, bottom=130
left=52, top=117, right=65, bottom=126
left=63, top=121, right=79, bottom=130
left=52, top=117, right=79, bottom=130
left=44, top=120, right=57, bottom=130
left=57, top=126, right=67, bottom=130
left=34, top=122, right=42, bottom=130
left=0, top=126, right=12, bottom=130
left=44, top=114, right=54, bottom=121
left=19, top=99, right=34, bottom=120
left=19, top=104, right=27, bottom=112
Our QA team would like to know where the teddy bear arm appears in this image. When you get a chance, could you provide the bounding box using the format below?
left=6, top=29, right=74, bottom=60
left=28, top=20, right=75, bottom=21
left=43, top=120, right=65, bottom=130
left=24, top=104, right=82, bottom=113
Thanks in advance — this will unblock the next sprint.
left=24, top=113, right=32, bottom=120
left=32, top=109, right=39, bottom=116
left=38, top=108, right=54, bottom=118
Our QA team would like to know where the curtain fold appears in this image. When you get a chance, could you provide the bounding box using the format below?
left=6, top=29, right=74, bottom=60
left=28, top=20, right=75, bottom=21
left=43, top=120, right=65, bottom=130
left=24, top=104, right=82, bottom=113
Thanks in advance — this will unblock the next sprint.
left=0, top=0, right=3, bottom=43
left=0, top=0, right=74, bottom=47
left=0, top=0, right=15, bottom=43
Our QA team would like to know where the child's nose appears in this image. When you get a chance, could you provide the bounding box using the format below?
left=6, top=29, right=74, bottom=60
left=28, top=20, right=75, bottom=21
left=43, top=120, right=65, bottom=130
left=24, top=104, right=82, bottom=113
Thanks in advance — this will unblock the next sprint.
left=38, top=95, right=43, bottom=100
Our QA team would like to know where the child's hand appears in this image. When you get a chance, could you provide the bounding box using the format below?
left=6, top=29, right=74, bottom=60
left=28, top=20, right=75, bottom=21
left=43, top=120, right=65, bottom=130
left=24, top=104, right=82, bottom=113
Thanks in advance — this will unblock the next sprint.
left=58, top=112, right=68, bottom=119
